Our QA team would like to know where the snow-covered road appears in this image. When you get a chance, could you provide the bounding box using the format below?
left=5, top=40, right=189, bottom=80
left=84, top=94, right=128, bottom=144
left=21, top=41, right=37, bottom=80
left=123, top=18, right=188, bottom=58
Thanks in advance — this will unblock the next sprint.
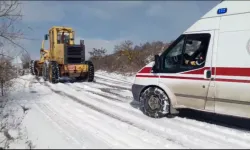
left=8, top=71, right=250, bottom=149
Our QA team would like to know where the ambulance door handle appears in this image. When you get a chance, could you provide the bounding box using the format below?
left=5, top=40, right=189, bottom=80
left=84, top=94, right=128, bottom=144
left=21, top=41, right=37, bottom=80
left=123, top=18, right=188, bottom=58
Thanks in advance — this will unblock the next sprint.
left=204, top=70, right=212, bottom=79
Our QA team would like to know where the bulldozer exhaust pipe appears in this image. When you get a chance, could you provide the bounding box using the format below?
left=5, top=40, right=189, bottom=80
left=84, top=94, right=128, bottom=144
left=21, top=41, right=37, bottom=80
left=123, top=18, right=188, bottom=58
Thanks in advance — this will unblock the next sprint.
left=80, top=40, right=84, bottom=46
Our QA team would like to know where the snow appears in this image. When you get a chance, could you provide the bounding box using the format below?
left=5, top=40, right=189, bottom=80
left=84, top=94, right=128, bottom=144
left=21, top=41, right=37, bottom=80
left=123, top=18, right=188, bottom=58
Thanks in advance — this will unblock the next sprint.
left=95, top=70, right=135, bottom=83
left=1, top=71, right=250, bottom=149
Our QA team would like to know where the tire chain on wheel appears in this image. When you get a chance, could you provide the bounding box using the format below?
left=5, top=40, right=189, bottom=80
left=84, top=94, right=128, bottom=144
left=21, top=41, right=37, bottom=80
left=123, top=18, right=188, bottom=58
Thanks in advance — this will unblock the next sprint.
left=140, top=87, right=170, bottom=118
left=85, top=61, right=94, bottom=82
left=42, top=62, right=49, bottom=81
left=29, top=60, right=35, bottom=75
left=49, top=61, right=60, bottom=84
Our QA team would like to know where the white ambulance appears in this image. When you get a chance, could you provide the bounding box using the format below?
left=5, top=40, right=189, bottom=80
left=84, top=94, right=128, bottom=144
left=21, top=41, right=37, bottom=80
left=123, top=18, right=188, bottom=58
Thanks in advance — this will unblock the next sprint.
left=132, top=1, right=250, bottom=119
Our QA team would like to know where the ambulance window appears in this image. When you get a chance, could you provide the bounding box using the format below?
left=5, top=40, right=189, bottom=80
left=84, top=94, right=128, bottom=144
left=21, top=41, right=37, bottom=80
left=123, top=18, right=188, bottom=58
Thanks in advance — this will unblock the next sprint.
left=185, top=40, right=201, bottom=56
left=181, top=33, right=210, bottom=70
left=162, top=36, right=185, bottom=72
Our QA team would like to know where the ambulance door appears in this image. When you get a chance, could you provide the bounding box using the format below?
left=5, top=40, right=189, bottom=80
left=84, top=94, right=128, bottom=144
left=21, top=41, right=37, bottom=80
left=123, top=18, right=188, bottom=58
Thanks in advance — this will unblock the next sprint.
left=158, top=31, right=215, bottom=110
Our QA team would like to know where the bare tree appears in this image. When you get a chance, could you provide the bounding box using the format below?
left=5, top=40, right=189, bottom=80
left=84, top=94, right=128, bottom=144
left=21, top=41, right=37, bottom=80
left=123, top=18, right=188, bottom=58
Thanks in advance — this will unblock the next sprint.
left=114, top=40, right=133, bottom=54
left=0, top=56, right=15, bottom=97
left=113, top=40, right=139, bottom=64
left=86, top=40, right=172, bottom=73
left=89, top=47, right=107, bottom=59
left=0, top=2, right=34, bottom=148
left=20, top=51, right=31, bottom=69
left=0, top=0, right=24, bottom=97
left=0, top=1, right=23, bottom=48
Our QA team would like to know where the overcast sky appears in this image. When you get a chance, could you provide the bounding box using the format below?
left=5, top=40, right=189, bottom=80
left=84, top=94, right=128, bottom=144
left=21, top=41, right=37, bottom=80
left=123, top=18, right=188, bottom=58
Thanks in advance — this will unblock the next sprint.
left=18, top=1, right=220, bottom=60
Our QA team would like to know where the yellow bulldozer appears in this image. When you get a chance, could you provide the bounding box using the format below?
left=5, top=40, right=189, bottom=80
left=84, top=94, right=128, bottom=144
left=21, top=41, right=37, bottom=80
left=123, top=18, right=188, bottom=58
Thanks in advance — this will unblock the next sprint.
left=29, top=26, right=94, bottom=83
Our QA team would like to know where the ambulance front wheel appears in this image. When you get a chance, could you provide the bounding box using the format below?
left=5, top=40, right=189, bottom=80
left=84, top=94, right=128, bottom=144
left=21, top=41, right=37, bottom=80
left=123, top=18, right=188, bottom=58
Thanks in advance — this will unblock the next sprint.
left=139, top=86, right=170, bottom=118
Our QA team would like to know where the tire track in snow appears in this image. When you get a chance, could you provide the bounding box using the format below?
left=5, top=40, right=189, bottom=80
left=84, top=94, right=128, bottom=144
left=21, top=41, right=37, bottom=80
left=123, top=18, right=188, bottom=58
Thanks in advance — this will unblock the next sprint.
left=38, top=103, right=124, bottom=148
left=68, top=82, right=250, bottom=148
left=56, top=82, right=141, bottom=115
left=94, top=75, right=132, bottom=90
left=171, top=117, right=250, bottom=143
left=45, top=100, right=133, bottom=148
left=35, top=77, right=250, bottom=148
left=27, top=78, right=86, bottom=148
left=158, top=115, right=250, bottom=148
left=94, top=80, right=131, bottom=91
left=66, top=83, right=131, bottom=102
left=43, top=81, right=240, bottom=149
left=78, top=82, right=133, bottom=99
left=29, top=80, right=114, bottom=148
left=34, top=104, right=86, bottom=148
left=39, top=81, right=188, bottom=148
left=94, top=73, right=133, bottom=85
left=92, top=74, right=250, bottom=146
left=47, top=96, right=176, bottom=149
left=33, top=78, right=182, bottom=148
left=53, top=78, right=250, bottom=148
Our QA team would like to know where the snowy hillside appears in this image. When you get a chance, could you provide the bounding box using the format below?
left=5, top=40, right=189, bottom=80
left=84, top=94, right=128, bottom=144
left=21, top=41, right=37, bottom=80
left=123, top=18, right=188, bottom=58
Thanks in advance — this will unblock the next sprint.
left=1, top=71, right=250, bottom=149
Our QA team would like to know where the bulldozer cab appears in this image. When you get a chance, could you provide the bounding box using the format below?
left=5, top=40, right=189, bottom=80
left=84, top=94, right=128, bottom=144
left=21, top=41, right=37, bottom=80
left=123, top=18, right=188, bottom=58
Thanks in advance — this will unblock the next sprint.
left=57, top=31, right=71, bottom=45
left=44, top=26, right=75, bottom=48
left=42, top=26, right=85, bottom=65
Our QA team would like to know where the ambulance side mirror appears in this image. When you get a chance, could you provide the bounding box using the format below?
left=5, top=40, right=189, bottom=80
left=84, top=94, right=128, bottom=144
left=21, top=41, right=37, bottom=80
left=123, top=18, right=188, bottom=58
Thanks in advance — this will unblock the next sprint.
left=153, top=55, right=161, bottom=72
left=204, top=70, right=211, bottom=79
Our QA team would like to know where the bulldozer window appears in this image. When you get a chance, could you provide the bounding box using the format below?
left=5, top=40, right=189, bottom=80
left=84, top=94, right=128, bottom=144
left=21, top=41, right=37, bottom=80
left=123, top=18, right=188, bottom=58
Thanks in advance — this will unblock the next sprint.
left=57, top=33, right=61, bottom=44
left=57, top=32, right=70, bottom=44
left=64, top=34, right=70, bottom=44
left=50, top=30, right=54, bottom=49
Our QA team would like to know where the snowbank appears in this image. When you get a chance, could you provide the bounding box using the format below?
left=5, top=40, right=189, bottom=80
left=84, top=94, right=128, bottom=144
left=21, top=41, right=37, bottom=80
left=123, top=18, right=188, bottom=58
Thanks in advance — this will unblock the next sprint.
left=0, top=75, right=34, bottom=149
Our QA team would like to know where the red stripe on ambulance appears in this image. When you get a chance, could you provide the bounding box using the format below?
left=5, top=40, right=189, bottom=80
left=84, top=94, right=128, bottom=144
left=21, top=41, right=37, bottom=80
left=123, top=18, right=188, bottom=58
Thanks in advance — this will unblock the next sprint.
left=136, top=67, right=250, bottom=83
left=138, top=67, right=250, bottom=77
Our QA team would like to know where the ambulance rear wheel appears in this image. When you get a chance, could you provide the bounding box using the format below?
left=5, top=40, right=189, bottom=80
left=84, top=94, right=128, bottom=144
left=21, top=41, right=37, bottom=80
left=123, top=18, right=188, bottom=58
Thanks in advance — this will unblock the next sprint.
left=139, top=87, right=170, bottom=118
